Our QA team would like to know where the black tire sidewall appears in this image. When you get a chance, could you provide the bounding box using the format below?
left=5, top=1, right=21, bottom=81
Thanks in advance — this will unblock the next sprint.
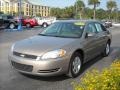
left=69, top=52, right=82, bottom=78
left=43, top=23, right=47, bottom=27
left=9, top=23, right=15, bottom=29
left=26, top=23, right=31, bottom=28
left=103, top=43, right=110, bottom=57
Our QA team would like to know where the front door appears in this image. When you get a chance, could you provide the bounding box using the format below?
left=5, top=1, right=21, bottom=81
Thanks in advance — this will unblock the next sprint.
left=83, top=23, right=100, bottom=61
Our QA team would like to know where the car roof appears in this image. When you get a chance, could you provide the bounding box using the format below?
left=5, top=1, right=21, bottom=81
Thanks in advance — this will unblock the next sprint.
left=55, top=20, right=100, bottom=24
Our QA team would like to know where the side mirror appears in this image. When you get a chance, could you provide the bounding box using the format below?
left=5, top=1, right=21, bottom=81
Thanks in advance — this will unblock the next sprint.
left=86, top=32, right=95, bottom=38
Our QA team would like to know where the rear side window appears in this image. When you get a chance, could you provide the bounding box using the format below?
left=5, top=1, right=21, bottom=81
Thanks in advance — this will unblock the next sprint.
left=2, top=16, right=7, bottom=20
left=86, top=23, right=97, bottom=33
left=7, top=16, right=13, bottom=19
left=95, top=23, right=103, bottom=32
left=95, top=23, right=107, bottom=32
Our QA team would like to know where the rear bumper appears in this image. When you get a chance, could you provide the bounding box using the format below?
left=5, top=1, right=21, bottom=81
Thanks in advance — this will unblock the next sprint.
left=8, top=54, right=70, bottom=76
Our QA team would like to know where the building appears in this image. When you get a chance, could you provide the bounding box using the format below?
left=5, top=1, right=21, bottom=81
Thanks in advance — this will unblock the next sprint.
left=0, top=0, right=50, bottom=17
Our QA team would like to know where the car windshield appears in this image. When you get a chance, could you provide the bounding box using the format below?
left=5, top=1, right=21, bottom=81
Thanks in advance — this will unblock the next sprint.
left=39, top=22, right=85, bottom=38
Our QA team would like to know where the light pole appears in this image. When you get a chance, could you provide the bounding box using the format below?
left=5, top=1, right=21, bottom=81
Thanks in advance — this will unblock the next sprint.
left=18, top=0, right=22, bottom=31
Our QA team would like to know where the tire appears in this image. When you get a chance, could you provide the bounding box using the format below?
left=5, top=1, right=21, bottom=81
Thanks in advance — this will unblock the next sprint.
left=9, top=23, right=15, bottom=29
left=68, top=52, right=82, bottom=78
left=103, top=42, right=110, bottom=57
left=26, top=23, right=31, bottom=28
left=42, top=23, right=48, bottom=28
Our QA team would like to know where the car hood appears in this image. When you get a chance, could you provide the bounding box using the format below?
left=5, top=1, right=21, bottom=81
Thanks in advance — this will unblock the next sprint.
left=13, top=35, right=76, bottom=56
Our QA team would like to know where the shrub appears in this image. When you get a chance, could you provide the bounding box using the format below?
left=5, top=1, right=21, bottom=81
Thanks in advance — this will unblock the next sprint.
left=72, top=60, right=120, bottom=90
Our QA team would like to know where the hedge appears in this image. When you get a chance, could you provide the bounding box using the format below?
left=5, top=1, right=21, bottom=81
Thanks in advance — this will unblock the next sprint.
left=72, top=60, right=120, bottom=90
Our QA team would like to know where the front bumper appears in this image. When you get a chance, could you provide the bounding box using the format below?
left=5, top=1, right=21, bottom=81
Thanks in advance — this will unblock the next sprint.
left=8, top=54, right=70, bottom=76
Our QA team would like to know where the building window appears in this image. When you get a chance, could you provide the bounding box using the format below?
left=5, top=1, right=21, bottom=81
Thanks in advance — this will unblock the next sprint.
left=26, top=12, right=28, bottom=15
left=27, top=4, right=28, bottom=7
left=18, top=3, right=19, bottom=6
left=26, top=8, right=28, bottom=11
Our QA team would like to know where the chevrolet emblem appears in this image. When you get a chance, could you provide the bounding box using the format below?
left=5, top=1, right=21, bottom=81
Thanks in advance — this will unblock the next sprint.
left=20, top=54, right=25, bottom=57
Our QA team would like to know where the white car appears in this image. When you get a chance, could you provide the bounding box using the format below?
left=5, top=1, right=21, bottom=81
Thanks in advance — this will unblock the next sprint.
left=35, top=17, right=56, bottom=27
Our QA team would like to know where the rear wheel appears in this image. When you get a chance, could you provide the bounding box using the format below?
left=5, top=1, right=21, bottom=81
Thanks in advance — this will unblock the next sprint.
left=68, top=52, right=82, bottom=78
left=9, top=23, right=15, bottom=29
left=103, top=42, right=110, bottom=57
left=26, top=23, right=31, bottom=28
left=42, top=23, right=48, bottom=28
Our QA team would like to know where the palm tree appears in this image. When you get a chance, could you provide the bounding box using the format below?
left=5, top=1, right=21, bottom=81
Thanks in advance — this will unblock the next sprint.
left=88, top=0, right=100, bottom=19
left=75, top=0, right=85, bottom=19
left=107, top=0, right=117, bottom=20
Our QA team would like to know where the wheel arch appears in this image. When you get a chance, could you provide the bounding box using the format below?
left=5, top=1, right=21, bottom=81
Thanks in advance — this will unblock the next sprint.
left=67, top=49, right=84, bottom=77
left=73, top=49, right=84, bottom=63
left=107, top=39, right=111, bottom=45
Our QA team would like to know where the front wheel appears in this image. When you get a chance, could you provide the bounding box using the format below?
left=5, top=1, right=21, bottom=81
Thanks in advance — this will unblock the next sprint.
left=9, top=23, right=15, bottom=29
left=68, top=52, right=82, bottom=78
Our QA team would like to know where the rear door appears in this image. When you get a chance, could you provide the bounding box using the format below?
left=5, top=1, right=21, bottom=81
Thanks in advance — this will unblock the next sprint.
left=94, top=22, right=108, bottom=52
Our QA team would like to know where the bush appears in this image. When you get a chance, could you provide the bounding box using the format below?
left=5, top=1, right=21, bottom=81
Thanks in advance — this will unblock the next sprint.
left=72, top=60, right=120, bottom=90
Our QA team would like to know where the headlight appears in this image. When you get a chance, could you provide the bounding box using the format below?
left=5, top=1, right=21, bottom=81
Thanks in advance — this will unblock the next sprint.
left=41, top=49, right=66, bottom=60
left=11, top=44, right=15, bottom=52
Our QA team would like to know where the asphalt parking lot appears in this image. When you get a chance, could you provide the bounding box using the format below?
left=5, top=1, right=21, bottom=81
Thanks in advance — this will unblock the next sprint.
left=0, top=27, right=120, bottom=90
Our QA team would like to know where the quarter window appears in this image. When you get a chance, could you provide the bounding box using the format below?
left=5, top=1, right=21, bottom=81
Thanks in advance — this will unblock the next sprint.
left=101, top=24, right=107, bottom=31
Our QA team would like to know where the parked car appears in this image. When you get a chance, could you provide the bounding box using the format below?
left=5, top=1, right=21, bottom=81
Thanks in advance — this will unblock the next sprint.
left=22, top=17, right=38, bottom=28
left=9, top=20, right=112, bottom=78
left=14, top=16, right=38, bottom=28
left=105, top=21, right=112, bottom=28
left=101, top=21, right=109, bottom=28
left=34, top=17, right=56, bottom=27
left=0, top=14, right=18, bottom=29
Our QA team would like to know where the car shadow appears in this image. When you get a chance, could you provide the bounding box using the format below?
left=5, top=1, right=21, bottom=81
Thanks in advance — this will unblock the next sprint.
left=21, top=47, right=119, bottom=82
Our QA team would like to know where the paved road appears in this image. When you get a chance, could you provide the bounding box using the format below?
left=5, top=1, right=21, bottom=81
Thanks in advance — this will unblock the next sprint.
left=0, top=27, right=120, bottom=90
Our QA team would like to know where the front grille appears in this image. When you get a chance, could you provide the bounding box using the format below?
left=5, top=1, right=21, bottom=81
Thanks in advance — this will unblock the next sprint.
left=13, top=51, right=37, bottom=59
left=38, top=68, right=60, bottom=73
left=11, top=61, right=33, bottom=72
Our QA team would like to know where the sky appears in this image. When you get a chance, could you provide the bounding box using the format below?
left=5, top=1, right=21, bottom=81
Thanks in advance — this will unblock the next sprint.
left=29, top=0, right=120, bottom=10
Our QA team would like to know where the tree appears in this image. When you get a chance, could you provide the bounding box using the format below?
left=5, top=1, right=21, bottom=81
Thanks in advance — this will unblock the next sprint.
left=88, top=0, right=100, bottom=19
left=96, top=9, right=108, bottom=19
left=0, top=12, right=4, bottom=14
left=107, top=0, right=117, bottom=20
left=75, top=0, right=85, bottom=19
left=50, top=8, right=62, bottom=18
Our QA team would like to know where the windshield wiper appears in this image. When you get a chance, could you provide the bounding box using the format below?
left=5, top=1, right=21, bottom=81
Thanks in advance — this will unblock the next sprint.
left=38, top=34, right=48, bottom=36
left=38, top=34, right=79, bottom=38
left=38, top=34, right=59, bottom=37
